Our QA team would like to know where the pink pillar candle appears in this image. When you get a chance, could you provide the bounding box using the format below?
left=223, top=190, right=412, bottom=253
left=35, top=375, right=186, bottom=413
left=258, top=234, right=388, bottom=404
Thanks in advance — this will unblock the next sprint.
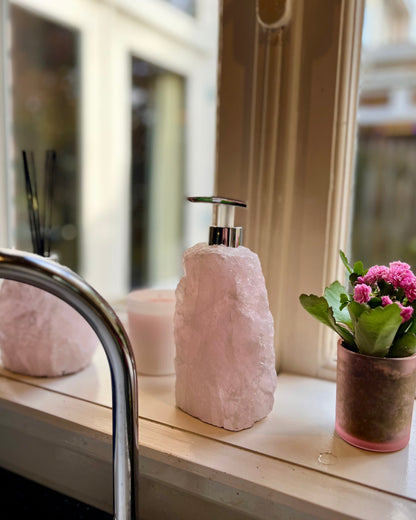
left=126, top=289, right=176, bottom=376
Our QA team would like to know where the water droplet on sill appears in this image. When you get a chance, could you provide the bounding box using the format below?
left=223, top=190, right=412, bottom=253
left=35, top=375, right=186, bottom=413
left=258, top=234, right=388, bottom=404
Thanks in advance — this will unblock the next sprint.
left=318, top=452, right=337, bottom=465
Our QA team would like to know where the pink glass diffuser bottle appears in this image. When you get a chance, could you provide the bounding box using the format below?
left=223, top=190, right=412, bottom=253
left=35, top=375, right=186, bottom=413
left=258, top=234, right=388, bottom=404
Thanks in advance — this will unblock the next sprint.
left=0, top=280, right=97, bottom=377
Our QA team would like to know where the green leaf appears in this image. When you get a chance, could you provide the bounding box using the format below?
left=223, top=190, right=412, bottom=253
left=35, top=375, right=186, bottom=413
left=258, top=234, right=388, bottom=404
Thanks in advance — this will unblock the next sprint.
left=348, top=301, right=367, bottom=330
left=389, top=333, right=416, bottom=358
left=377, top=279, right=396, bottom=297
left=353, top=305, right=402, bottom=357
left=368, top=297, right=382, bottom=309
left=299, top=294, right=334, bottom=328
left=353, top=261, right=365, bottom=276
left=333, top=322, right=356, bottom=347
left=339, top=250, right=352, bottom=274
left=397, top=288, right=405, bottom=301
left=340, top=293, right=350, bottom=305
left=406, top=318, right=416, bottom=334
left=324, top=281, right=352, bottom=328
left=396, top=320, right=410, bottom=339
left=299, top=293, right=355, bottom=347
left=340, top=294, right=350, bottom=311
left=349, top=272, right=359, bottom=286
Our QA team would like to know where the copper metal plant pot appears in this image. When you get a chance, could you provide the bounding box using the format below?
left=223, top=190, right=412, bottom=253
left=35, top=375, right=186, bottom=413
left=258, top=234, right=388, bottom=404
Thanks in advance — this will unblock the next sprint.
left=335, top=340, right=416, bottom=452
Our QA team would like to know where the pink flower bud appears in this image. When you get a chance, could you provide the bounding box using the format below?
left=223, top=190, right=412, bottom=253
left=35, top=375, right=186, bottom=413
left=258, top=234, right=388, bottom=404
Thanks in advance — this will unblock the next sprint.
left=397, top=303, right=414, bottom=323
left=381, top=296, right=393, bottom=306
left=353, top=284, right=372, bottom=304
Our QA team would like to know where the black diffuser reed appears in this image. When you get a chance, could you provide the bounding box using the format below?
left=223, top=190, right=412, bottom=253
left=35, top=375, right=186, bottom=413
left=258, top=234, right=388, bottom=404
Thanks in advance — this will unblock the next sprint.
left=22, top=150, right=57, bottom=257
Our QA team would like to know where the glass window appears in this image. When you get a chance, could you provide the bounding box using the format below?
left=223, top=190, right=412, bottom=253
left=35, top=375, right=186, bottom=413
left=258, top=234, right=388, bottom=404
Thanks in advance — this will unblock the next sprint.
left=130, top=58, right=185, bottom=288
left=10, top=5, right=80, bottom=271
left=161, top=0, right=196, bottom=16
left=351, top=0, right=416, bottom=267
left=1, top=0, right=218, bottom=298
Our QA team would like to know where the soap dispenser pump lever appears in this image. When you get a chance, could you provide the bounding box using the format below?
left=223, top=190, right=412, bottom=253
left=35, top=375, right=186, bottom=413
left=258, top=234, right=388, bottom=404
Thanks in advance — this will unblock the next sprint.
left=187, top=196, right=247, bottom=248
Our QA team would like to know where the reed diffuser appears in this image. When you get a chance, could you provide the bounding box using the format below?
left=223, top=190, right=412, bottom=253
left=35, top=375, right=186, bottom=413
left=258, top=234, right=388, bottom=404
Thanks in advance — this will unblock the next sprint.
left=22, top=149, right=56, bottom=257
left=0, top=150, right=98, bottom=377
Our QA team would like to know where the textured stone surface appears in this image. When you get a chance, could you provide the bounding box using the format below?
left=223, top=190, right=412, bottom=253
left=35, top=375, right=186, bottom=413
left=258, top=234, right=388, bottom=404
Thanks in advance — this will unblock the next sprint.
left=174, top=243, right=277, bottom=431
left=0, top=280, right=98, bottom=377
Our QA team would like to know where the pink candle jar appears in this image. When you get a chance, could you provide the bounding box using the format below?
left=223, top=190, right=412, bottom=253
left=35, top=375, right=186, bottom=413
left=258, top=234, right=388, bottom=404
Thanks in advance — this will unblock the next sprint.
left=126, top=289, right=176, bottom=376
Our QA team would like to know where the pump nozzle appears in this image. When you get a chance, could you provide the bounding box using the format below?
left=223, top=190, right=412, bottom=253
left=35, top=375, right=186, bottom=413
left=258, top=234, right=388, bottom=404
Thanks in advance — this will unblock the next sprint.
left=188, top=196, right=247, bottom=247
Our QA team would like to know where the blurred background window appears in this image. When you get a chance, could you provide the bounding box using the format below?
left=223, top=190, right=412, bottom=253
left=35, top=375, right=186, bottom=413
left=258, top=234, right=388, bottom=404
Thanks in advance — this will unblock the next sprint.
left=351, top=0, right=416, bottom=267
left=2, top=0, right=218, bottom=298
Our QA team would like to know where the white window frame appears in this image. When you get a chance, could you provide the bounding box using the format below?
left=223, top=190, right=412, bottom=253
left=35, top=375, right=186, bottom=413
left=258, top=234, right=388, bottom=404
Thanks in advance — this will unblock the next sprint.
left=0, top=0, right=217, bottom=298
left=216, top=0, right=365, bottom=377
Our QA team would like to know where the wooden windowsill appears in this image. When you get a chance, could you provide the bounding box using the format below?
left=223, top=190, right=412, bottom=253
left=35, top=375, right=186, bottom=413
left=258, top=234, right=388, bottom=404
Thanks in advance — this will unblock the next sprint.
left=0, top=346, right=416, bottom=519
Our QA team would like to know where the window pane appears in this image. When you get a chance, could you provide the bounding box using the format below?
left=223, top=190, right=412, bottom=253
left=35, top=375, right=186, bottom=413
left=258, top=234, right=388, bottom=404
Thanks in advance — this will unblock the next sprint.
left=351, top=0, right=416, bottom=266
left=10, top=5, right=79, bottom=270
left=161, top=0, right=196, bottom=16
left=131, top=58, right=185, bottom=288
left=4, top=0, right=218, bottom=298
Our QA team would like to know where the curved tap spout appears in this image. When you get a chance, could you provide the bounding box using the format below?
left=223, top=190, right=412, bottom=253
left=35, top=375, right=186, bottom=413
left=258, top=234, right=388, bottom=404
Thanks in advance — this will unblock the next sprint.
left=0, top=248, right=138, bottom=520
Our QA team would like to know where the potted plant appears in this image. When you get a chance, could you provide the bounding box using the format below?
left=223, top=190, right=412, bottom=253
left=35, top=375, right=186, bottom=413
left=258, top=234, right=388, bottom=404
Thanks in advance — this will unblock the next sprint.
left=300, top=252, right=416, bottom=452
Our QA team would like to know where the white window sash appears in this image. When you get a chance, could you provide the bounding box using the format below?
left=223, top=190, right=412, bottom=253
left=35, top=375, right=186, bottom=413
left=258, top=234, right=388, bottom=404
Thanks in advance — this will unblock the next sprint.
left=216, top=0, right=365, bottom=377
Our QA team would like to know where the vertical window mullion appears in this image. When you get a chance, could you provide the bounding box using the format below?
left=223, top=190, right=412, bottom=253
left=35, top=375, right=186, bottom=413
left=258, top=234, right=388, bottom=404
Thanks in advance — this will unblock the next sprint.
left=216, top=0, right=364, bottom=377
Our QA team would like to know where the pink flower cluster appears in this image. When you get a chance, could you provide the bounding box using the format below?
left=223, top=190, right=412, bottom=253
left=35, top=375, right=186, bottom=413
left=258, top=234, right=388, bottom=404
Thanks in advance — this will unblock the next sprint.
left=357, top=261, right=416, bottom=302
left=358, top=265, right=389, bottom=286
left=355, top=261, right=416, bottom=323
left=389, top=262, right=416, bottom=302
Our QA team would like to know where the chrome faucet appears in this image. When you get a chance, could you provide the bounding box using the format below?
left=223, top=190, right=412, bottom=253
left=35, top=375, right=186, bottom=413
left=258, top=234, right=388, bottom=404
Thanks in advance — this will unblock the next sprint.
left=0, top=248, right=139, bottom=520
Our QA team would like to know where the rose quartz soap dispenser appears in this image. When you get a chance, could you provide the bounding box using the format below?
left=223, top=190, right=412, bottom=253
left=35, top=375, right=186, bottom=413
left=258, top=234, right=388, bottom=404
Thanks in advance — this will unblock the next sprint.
left=174, top=196, right=277, bottom=431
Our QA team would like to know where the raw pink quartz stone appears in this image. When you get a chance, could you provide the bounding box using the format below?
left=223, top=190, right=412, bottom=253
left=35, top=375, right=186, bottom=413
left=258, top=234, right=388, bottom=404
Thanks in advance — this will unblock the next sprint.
left=174, top=243, right=277, bottom=431
left=0, top=280, right=98, bottom=377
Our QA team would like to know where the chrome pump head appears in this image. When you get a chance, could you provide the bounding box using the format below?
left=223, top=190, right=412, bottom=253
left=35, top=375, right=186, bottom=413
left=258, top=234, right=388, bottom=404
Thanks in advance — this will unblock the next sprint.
left=188, top=196, right=247, bottom=247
